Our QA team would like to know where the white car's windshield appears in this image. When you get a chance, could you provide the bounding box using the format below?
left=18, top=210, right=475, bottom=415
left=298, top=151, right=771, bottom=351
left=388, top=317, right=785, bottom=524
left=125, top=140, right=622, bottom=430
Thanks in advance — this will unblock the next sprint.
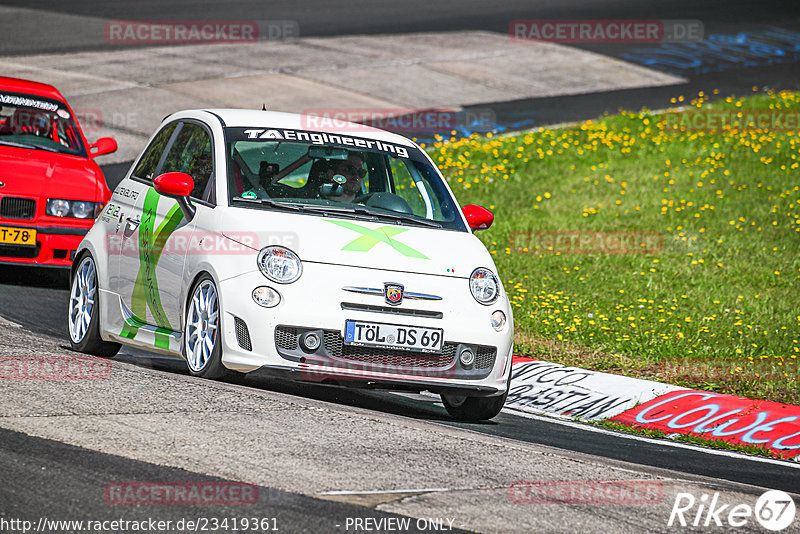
left=0, top=91, right=85, bottom=156
left=224, top=127, right=466, bottom=231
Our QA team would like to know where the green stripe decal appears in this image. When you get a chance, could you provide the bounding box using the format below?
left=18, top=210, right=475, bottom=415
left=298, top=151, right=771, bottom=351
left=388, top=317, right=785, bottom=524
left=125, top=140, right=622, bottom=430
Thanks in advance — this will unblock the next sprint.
left=120, top=321, right=138, bottom=340
left=120, top=188, right=184, bottom=341
left=326, top=220, right=429, bottom=259
left=154, top=327, right=172, bottom=350
left=121, top=315, right=174, bottom=350
left=120, top=314, right=145, bottom=339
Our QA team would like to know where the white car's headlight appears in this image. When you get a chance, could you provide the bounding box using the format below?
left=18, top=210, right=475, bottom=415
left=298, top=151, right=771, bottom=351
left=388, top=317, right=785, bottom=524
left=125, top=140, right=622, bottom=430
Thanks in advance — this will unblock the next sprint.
left=257, top=246, right=302, bottom=284
left=470, top=267, right=499, bottom=305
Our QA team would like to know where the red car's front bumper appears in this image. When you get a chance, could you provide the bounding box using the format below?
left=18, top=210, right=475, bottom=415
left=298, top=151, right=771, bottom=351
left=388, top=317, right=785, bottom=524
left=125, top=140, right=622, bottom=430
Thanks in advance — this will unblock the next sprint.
left=0, top=221, right=90, bottom=268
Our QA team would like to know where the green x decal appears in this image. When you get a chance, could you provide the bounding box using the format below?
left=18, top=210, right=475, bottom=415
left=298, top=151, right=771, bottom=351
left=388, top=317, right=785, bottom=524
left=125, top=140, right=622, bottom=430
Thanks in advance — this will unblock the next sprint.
left=326, top=220, right=429, bottom=260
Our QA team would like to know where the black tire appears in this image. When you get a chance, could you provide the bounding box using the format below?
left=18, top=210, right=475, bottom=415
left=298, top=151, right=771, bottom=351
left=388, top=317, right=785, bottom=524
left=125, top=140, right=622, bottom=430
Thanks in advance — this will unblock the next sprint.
left=68, top=253, right=121, bottom=358
left=441, top=385, right=509, bottom=422
left=184, top=274, right=228, bottom=379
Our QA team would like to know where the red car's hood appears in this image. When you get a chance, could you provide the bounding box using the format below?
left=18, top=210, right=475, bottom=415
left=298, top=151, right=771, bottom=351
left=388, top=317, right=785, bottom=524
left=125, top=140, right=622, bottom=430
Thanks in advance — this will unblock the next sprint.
left=0, top=145, right=105, bottom=201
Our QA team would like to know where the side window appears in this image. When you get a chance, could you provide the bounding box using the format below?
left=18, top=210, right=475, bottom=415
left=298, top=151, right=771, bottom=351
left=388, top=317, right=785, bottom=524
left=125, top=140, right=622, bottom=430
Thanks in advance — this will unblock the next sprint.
left=160, top=123, right=214, bottom=201
left=132, top=123, right=177, bottom=181
left=390, top=159, right=439, bottom=218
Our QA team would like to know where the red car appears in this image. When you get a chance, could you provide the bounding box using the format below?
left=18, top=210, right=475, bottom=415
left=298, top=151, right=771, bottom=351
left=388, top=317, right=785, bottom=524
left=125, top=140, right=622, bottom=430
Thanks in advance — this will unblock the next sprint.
left=0, top=76, right=117, bottom=268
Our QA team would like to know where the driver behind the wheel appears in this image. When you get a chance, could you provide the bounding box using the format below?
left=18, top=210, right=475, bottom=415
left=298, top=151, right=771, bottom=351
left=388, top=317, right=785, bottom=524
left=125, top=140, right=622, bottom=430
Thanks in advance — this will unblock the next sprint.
left=326, top=152, right=366, bottom=203
left=241, top=160, right=280, bottom=199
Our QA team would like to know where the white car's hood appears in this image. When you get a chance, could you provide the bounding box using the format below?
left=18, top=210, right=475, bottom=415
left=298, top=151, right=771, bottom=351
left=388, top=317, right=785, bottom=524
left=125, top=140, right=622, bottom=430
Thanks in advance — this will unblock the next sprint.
left=219, top=207, right=495, bottom=278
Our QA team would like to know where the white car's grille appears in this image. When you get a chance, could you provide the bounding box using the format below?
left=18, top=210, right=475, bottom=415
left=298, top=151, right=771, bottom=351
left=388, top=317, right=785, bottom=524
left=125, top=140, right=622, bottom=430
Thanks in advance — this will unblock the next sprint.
left=274, top=326, right=496, bottom=372
left=275, top=325, right=300, bottom=351
left=234, top=316, right=252, bottom=351
left=323, top=330, right=455, bottom=368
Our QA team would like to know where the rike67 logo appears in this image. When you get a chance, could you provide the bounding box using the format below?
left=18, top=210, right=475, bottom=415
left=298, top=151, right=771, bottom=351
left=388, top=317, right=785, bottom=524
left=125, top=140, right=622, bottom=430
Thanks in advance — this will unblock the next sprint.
left=668, top=490, right=796, bottom=531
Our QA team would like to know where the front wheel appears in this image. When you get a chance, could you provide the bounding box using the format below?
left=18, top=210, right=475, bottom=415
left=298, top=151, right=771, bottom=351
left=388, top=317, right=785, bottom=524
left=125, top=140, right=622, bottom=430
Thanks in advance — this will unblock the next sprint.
left=184, top=275, right=227, bottom=379
left=68, top=254, right=121, bottom=358
left=441, top=388, right=508, bottom=422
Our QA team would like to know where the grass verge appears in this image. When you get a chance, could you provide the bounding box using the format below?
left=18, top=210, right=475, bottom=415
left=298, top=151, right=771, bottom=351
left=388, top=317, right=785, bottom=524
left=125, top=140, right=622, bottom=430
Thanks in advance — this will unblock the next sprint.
left=595, top=420, right=781, bottom=459
left=428, top=88, right=800, bottom=405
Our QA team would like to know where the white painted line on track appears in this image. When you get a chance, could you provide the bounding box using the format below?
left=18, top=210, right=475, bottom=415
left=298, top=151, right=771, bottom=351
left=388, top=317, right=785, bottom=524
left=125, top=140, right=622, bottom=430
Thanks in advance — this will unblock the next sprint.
left=503, top=407, right=800, bottom=469
left=0, top=314, right=21, bottom=328
left=318, top=488, right=450, bottom=495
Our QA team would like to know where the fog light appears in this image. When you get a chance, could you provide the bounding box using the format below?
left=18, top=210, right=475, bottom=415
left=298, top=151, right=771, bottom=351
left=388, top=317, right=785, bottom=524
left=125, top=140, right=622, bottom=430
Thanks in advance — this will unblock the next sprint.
left=252, top=286, right=281, bottom=308
left=459, top=347, right=475, bottom=367
left=301, top=332, right=321, bottom=351
left=490, top=310, right=506, bottom=331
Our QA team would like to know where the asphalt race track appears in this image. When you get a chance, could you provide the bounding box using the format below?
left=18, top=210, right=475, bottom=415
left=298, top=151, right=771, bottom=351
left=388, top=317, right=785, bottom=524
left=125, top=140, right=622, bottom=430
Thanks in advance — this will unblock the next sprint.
left=0, top=0, right=797, bottom=53
left=1, top=260, right=799, bottom=530
left=0, top=427, right=465, bottom=534
left=0, top=265, right=799, bottom=492
left=2, top=1, right=800, bottom=532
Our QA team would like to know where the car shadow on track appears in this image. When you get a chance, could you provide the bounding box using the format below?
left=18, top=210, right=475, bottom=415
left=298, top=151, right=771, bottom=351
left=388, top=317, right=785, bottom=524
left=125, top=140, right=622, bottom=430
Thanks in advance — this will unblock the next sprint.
left=113, top=350, right=476, bottom=424
left=0, top=265, right=71, bottom=337
left=238, top=372, right=502, bottom=426
left=241, top=371, right=460, bottom=423
left=0, top=265, right=70, bottom=289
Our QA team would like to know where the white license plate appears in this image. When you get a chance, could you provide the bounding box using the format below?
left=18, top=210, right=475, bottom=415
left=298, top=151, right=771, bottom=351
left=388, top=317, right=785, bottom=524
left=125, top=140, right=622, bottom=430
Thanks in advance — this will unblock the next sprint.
left=344, top=320, right=444, bottom=354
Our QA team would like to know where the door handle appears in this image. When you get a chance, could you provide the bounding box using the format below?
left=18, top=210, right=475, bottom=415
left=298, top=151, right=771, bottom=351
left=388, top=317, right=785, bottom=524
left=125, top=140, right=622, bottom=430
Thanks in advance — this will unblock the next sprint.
left=123, top=217, right=140, bottom=238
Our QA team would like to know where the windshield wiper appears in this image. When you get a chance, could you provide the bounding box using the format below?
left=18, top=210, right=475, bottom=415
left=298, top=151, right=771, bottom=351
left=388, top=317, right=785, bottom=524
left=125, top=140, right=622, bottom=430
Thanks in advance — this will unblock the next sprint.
left=232, top=196, right=303, bottom=212
left=0, top=139, right=60, bottom=152
left=287, top=204, right=380, bottom=221
left=356, top=209, right=443, bottom=228
left=304, top=204, right=442, bottom=228
left=232, top=197, right=441, bottom=227
left=259, top=198, right=304, bottom=211
left=234, top=197, right=369, bottom=219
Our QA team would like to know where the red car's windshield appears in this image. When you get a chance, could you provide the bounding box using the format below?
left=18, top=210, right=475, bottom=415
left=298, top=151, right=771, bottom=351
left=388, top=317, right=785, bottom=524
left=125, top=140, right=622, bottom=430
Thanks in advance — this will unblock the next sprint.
left=0, top=92, right=85, bottom=156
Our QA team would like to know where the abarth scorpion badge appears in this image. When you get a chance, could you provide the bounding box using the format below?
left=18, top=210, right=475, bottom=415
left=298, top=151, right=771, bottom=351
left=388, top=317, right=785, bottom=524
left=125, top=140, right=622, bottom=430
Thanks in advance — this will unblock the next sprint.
left=384, top=283, right=404, bottom=306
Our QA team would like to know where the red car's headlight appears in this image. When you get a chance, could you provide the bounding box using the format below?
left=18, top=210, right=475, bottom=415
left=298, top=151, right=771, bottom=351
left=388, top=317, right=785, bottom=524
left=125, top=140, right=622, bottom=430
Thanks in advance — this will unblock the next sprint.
left=46, top=199, right=103, bottom=219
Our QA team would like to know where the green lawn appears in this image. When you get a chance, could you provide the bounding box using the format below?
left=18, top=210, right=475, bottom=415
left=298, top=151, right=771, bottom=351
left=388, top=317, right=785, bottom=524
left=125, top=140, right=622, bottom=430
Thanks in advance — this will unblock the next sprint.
left=427, top=89, right=800, bottom=404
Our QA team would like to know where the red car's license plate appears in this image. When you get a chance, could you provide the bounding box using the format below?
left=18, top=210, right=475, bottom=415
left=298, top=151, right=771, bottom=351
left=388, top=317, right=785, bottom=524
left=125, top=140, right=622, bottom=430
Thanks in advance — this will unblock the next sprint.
left=0, top=226, right=36, bottom=246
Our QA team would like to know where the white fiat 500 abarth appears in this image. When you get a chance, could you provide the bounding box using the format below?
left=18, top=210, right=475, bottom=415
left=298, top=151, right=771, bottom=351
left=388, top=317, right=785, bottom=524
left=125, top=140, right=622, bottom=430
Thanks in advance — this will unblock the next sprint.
left=68, top=110, right=513, bottom=421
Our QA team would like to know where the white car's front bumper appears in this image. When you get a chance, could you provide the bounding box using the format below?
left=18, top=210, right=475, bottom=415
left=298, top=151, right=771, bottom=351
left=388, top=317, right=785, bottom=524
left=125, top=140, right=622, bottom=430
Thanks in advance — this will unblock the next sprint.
left=217, top=262, right=513, bottom=395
